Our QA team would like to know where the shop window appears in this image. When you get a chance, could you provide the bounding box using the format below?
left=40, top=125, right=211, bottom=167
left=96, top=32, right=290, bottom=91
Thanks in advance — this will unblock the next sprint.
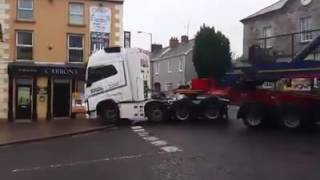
left=17, top=0, right=34, bottom=20
left=16, top=31, right=33, bottom=60
left=68, top=34, right=84, bottom=62
left=75, top=81, right=85, bottom=93
left=69, top=3, right=84, bottom=25
left=87, top=65, right=118, bottom=87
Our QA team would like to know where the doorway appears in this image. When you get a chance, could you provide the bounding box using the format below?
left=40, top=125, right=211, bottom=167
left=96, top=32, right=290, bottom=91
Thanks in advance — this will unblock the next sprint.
left=53, top=79, right=71, bottom=118
left=15, top=78, right=33, bottom=120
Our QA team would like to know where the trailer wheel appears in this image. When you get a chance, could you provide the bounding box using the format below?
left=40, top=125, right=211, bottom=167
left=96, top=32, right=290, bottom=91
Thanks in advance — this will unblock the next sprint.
left=146, top=102, right=167, bottom=123
left=100, top=103, right=120, bottom=124
left=201, top=100, right=220, bottom=121
left=279, top=105, right=303, bottom=130
left=241, top=105, right=265, bottom=129
left=173, top=99, right=192, bottom=121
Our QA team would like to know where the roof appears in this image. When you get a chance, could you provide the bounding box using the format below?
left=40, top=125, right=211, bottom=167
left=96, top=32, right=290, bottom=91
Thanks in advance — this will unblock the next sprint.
left=151, top=40, right=194, bottom=62
left=241, top=0, right=288, bottom=22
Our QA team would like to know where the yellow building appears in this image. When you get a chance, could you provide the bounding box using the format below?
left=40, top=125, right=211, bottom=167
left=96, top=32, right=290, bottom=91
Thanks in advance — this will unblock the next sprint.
left=0, top=0, right=124, bottom=122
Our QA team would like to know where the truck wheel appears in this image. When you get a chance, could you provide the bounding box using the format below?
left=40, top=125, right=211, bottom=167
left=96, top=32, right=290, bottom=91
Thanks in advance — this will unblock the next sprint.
left=242, top=105, right=264, bottom=129
left=202, top=102, right=220, bottom=121
left=146, top=103, right=167, bottom=123
left=173, top=99, right=192, bottom=121
left=101, top=104, right=120, bottom=124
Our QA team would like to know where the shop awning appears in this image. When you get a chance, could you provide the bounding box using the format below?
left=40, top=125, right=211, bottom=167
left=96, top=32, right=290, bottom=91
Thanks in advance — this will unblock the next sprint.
left=8, top=61, right=87, bottom=80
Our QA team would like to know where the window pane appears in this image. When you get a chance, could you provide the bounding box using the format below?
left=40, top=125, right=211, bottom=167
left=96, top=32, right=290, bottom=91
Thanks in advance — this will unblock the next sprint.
left=70, top=3, right=84, bottom=15
left=17, top=9, right=33, bottom=20
left=17, top=32, right=32, bottom=45
left=76, top=81, right=85, bottom=93
left=70, top=15, right=83, bottom=25
left=69, top=50, right=83, bottom=62
left=87, top=65, right=118, bottom=86
left=69, top=35, right=83, bottom=48
left=17, top=47, right=33, bottom=60
left=19, top=0, right=33, bottom=9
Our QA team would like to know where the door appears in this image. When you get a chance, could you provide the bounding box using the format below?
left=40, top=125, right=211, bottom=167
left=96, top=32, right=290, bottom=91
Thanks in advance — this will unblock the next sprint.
left=16, top=85, right=32, bottom=120
left=53, top=80, right=70, bottom=118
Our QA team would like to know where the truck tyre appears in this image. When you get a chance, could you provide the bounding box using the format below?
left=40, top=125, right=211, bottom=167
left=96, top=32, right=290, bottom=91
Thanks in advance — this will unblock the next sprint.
left=201, top=100, right=220, bottom=121
left=279, top=105, right=303, bottom=130
left=100, top=103, right=120, bottom=124
left=173, top=99, right=192, bottom=121
left=241, top=104, right=265, bottom=129
left=146, top=102, right=167, bottom=123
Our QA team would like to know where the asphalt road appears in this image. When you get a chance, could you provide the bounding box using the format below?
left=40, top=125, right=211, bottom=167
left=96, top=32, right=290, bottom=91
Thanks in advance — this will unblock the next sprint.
left=1, top=117, right=320, bottom=180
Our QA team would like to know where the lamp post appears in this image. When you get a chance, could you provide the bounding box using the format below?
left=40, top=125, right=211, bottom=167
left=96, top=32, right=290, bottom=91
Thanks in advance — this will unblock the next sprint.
left=137, top=31, right=153, bottom=51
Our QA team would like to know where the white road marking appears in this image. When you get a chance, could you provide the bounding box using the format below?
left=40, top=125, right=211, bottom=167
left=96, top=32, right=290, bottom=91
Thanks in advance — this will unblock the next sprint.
left=131, top=126, right=143, bottom=130
left=131, top=126, right=183, bottom=152
left=11, top=152, right=169, bottom=174
left=133, top=129, right=145, bottom=132
left=143, top=136, right=159, bottom=142
left=161, top=146, right=182, bottom=153
left=138, top=132, right=149, bottom=137
left=151, top=140, right=168, bottom=146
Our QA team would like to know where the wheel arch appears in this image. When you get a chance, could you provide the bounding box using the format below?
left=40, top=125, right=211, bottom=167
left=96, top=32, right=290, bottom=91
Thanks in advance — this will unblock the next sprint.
left=96, top=99, right=119, bottom=116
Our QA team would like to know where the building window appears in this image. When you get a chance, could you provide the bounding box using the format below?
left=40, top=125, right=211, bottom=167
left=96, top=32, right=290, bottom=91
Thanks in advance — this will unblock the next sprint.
left=154, top=62, right=160, bottom=75
left=262, top=26, right=273, bottom=48
left=68, top=34, right=84, bottom=62
left=168, top=61, right=172, bottom=73
left=300, top=17, right=312, bottom=42
left=0, top=24, right=3, bottom=42
left=69, top=3, right=84, bottom=25
left=178, top=58, right=184, bottom=72
left=16, top=31, right=33, bottom=60
left=17, top=0, right=34, bottom=20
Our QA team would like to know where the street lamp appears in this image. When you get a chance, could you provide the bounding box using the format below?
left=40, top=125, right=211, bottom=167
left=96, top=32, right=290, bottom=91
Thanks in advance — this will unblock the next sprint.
left=137, top=31, right=153, bottom=51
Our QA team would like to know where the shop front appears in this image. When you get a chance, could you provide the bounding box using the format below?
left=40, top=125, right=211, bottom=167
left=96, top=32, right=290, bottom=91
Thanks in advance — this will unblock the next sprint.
left=8, top=62, right=86, bottom=122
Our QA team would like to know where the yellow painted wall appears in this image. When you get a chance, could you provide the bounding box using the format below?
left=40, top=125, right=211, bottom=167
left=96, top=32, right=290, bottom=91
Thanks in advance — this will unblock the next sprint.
left=36, top=77, right=48, bottom=121
left=8, top=0, right=123, bottom=62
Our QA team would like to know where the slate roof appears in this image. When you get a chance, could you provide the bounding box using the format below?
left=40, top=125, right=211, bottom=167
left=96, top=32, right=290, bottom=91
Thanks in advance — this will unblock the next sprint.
left=151, top=40, right=195, bottom=62
left=241, top=0, right=288, bottom=22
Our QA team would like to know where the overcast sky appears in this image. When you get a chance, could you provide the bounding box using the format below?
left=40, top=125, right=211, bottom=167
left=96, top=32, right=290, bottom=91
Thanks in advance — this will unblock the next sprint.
left=123, top=0, right=279, bottom=57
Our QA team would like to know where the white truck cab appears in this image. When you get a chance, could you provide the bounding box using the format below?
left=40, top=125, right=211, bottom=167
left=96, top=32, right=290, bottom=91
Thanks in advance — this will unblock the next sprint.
left=85, top=47, right=167, bottom=123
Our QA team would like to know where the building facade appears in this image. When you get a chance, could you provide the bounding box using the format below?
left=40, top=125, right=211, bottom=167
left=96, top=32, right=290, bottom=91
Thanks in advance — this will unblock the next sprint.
left=242, top=0, right=320, bottom=60
left=151, top=36, right=197, bottom=94
left=0, top=0, right=124, bottom=122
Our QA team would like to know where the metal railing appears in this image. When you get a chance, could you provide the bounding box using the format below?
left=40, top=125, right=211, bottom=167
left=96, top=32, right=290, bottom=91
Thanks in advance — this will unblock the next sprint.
left=256, top=29, right=320, bottom=60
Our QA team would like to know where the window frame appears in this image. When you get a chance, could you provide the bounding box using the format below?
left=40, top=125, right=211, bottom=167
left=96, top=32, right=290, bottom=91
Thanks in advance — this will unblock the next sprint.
left=178, top=58, right=184, bottom=72
left=68, top=34, right=84, bottom=63
left=300, top=16, right=313, bottom=43
left=16, top=30, right=33, bottom=60
left=262, top=26, right=273, bottom=49
left=69, top=2, right=84, bottom=25
left=17, top=0, right=34, bottom=21
left=167, top=61, right=172, bottom=73
left=154, top=62, right=160, bottom=75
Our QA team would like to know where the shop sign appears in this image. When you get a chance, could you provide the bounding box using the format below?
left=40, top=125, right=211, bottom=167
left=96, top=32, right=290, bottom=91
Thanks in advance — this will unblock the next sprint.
left=90, top=7, right=111, bottom=33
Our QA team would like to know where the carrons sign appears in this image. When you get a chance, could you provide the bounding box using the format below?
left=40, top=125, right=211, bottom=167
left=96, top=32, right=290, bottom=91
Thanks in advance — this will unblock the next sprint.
left=8, top=62, right=86, bottom=80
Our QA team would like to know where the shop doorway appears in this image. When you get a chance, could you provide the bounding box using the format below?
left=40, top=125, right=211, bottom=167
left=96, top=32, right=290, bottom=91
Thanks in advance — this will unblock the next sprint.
left=53, top=79, right=71, bottom=118
left=15, top=78, right=33, bottom=120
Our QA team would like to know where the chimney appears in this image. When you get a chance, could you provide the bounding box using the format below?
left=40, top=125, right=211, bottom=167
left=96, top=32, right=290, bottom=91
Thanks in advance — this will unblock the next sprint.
left=151, top=44, right=163, bottom=52
left=169, top=37, right=179, bottom=48
left=181, top=35, right=189, bottom=44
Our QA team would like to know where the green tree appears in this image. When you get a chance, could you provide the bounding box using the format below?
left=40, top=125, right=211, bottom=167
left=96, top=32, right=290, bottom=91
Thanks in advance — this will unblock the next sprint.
left=193, top=24, right=232, bottom=79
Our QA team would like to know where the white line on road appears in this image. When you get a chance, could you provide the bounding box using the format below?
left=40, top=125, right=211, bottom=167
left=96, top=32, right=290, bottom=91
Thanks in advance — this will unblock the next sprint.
left=143, top=136, right=159, bottom=142
left=131, top=126, right=143, bottom=130
left=138, top=132, right=149, bottom=137
left=11, top=152, right=168, bottom=174
left=161, top=146, right=182, bottom=153
left=133, top=129, right=145, bottom=132
left=151, top=140, right=168, bottom=146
